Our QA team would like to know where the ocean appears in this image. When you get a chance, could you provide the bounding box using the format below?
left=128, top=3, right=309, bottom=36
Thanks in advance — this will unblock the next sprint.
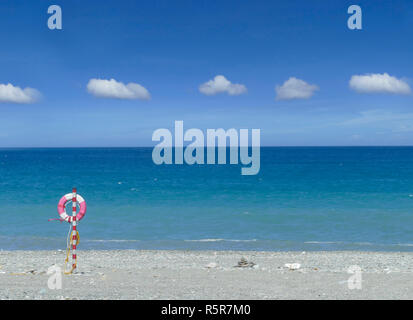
left=1, top=147, right=413, bottom=251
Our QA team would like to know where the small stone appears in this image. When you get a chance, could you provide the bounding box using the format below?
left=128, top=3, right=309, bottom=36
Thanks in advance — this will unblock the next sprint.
left=285, top=263, right=301, bottom=270
left=235, top=257, right=256, bottom=268
left=206, top=262, right=218, bottom=268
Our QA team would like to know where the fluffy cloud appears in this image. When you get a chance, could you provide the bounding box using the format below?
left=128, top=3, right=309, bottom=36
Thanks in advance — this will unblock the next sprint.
left=87, top=78, right=150, bottom=100
left=275, top=77, right=318, bottom=100
left=349, top=73, right=411, bottom=95
left=199, top=75, right=247, bottom=96
left=0, top=83, right=41, bottom=104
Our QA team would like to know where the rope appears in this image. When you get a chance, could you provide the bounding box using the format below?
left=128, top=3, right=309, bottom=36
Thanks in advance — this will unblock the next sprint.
left=64, top=227, right=80, bottom=274
left=48, top=218, right=64, bottom=222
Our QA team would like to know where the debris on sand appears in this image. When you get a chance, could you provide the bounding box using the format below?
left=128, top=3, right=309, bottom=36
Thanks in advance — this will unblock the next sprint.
left=285, top=263, right=301, bottom=270
left=206, top=262, right=218, bottom=269
left=234, top=257, right=256, bottom=268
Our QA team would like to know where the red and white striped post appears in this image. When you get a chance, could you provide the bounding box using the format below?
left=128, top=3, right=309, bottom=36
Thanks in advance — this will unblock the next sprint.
left=54, top=188, right=86, bottom=274
left=71, top=187, right=78, bottom=271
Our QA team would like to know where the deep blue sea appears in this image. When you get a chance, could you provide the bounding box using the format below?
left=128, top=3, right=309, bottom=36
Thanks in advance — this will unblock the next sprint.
left=1, top=147, right=413, bottom=251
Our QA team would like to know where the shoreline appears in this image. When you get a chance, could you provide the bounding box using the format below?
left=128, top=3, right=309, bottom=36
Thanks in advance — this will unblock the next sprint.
left=3, top=236, right=413, bottom=252
left=2, top=250, right=413, bottom=299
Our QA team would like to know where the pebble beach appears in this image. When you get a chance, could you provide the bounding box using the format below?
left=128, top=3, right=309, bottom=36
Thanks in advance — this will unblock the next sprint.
left=1, top=250, right=413, bottom=299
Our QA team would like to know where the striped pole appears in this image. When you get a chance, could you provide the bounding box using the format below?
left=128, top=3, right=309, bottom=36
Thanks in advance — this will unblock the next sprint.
left=71, top=187, right=77, bottom=271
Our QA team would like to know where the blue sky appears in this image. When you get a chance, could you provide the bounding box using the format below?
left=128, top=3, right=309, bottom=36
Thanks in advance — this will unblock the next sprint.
left=0, top=0, right=412, bottom=147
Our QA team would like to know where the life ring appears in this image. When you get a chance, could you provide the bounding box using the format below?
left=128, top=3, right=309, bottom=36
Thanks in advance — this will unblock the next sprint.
left=57, top=193, right=87, bottom=222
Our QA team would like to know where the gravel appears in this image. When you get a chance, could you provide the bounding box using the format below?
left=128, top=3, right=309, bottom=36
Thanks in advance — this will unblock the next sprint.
left=1, top=250, right=413, bottom=299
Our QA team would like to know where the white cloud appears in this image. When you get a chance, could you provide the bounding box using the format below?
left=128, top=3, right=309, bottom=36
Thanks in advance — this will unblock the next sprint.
left=199, top=75, right=247, bottom=96
left=0, top=83, right=41, bottom=104
left=275, top=77, right=318, bottom=100
left=87, top=78, right=150, bottom=100
left=349, top=73, right=411, bottom=95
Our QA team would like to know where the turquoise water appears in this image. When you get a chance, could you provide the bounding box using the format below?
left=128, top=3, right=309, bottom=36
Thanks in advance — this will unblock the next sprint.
left=1, top=147, right=413, bottom=251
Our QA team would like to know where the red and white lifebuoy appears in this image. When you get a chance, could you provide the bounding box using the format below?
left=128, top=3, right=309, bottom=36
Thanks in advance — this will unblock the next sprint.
left=57, top=193, right=87, bottom=222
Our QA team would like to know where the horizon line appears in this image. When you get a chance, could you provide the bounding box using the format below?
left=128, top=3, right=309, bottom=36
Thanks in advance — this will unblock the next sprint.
left=1, top=145, right=413, bottom=149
